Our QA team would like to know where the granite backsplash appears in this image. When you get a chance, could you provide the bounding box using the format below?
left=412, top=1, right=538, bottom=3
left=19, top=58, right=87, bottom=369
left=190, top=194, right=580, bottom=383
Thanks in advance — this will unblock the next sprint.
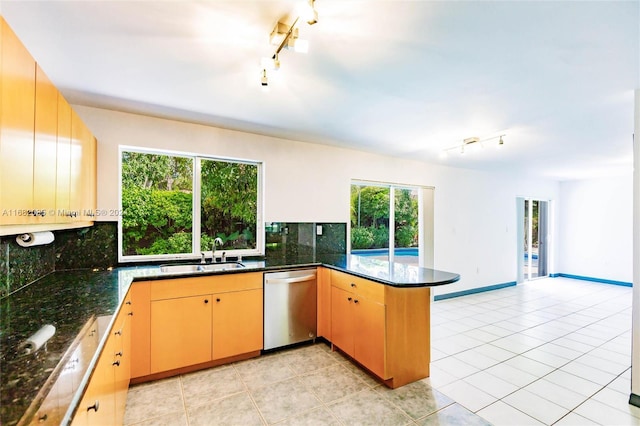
left=0, top=222, right=118, bottom=297
left=1, top=221, right=345, bottom=298
left=265, top=222, right=346, bottom=264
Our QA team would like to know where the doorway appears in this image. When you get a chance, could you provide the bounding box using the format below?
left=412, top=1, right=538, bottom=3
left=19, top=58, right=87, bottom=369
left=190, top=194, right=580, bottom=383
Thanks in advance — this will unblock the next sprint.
left=517, top=198, right=549, bottom=281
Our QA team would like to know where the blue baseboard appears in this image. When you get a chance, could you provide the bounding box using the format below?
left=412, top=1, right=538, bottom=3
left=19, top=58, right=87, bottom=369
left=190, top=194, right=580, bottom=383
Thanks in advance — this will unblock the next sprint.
left=553, top=273, right=632, bottom=287
left=434, top=281, right=517, bottom=301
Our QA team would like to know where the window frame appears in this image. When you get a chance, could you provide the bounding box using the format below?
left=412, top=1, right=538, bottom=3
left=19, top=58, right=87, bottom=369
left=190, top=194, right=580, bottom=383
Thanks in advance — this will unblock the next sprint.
left=350, top=179, right=430, bottom=267
left=118, top=145, right=264, bottom=263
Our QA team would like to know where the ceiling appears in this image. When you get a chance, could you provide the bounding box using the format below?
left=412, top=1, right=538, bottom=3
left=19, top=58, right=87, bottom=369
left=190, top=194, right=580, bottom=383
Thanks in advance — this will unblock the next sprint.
left=1, top=1, right=638, bottom=181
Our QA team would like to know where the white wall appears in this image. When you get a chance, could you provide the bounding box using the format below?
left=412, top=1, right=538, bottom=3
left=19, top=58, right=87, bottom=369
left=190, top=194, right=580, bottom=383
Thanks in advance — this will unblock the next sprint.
left=557, top=176, right=633, bottom=283
left=630, top=89, right=639, bottom=399
left=75, top=105, right=560, bottom=296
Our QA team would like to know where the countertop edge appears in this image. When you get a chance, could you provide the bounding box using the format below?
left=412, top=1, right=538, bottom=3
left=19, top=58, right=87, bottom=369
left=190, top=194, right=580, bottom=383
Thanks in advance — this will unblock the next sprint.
left=129, top=262, right=461, bottom=287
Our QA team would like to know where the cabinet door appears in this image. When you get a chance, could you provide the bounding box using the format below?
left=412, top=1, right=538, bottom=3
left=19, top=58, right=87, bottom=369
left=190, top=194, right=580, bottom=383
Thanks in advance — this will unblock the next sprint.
left=316, top=267, right=332, bottom=340
left=130, top=281, right=151, bottom=378
left=69, top=110, right=82, bottom=220
left=354, top=297, right=387, bottom=379
left=212, top=288, right=263, bottom=360
left=150, top=295, right=212, bottom=373
left=69, top=109, right=96, bottom=221
left=79, top=134, right=96, bottom=221
left=330, top=286, right=355, bottom=357
left=113, top=303, right=132, bottom=423
left=55, top=94, right=72, bottom=222
left=32, top=64, right=57, bottom=222
left=0, top=18, right=35, bottom=225
left=71, top=337, right=116, bottom=426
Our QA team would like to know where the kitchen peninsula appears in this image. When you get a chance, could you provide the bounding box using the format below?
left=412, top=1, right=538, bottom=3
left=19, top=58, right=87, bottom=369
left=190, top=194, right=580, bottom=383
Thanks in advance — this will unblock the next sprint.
left=0, top=255, right=459, bottom=425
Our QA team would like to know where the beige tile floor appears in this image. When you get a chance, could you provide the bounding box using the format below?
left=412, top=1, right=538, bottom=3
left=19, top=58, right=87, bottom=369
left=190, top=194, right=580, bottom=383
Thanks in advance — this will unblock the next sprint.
left=124, top=342, right=486, bottom=425
left=125, top=277, right=636, bottom=425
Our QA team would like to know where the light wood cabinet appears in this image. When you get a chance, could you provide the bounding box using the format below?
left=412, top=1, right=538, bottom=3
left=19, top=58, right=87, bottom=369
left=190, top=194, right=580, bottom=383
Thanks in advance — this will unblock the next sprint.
left=329, top=269, right=432, bottom=388
left=352, top=295, right=386, bottom=378
left=316, top=267, right=332, bottom=340
left=71, top=293, right=133, bottom=426
left=55, top=93, right=72, bottom=222
left=330, top=273, right=387, bottom=379
left=130, top=281, right=151, bottom=379
left=150, top=295, right=213, bottom=373
left=72, top=335, right=116, bottom=426
left=212, top=288, right=262, bottom=360
left=0, top=16, right=97, bottom=230
left=0, top=18, right=36, bottom=225
left=113, top=298, right=133, bottom=422
left=33, top=64, right=58, bottom=223
left=135, top=272, right=263, bottom=378
left=70, top=109, right=96, bottom=221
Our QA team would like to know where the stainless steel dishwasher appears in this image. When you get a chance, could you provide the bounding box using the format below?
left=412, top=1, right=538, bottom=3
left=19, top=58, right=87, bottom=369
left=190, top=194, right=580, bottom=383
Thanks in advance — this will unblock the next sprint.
left=264, top=269, right=317, bottom=350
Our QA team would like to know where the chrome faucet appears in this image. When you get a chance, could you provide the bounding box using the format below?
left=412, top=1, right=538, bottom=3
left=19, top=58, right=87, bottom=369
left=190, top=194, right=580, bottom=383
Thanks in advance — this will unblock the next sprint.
left=213, top=237, right=224, bottom=262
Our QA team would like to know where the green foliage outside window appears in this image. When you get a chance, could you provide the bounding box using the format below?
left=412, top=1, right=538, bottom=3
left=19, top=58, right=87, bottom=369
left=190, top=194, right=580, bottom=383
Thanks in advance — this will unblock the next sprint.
left=121, top=151, right=258, bottom=257
left=350, top=184, right=418, bottom=250
left=200, top=159, right=257, bottom=251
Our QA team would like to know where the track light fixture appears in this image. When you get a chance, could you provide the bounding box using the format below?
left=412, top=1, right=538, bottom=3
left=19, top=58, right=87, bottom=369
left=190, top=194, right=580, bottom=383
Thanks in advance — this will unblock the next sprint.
left=260, top=1, right=318, bottom=87
left=442, top=134, right=507, bottom=157
left=261, top=69, right=268, bottom=87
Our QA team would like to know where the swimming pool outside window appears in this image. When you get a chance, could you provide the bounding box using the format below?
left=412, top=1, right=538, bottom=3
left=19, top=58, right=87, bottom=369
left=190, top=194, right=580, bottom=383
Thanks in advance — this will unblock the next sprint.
left=350, top=181, right=422, bottom=266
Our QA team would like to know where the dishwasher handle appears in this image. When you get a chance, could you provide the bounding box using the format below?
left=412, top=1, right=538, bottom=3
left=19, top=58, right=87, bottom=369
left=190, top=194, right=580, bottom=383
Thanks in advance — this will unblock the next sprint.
left=265, top=274, right=316, bottom=285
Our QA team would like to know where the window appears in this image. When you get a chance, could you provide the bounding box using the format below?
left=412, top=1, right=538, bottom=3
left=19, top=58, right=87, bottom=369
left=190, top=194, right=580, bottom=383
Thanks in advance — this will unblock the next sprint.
left=350, top=181, right=423, bottom=266
left=120, top=147, right=262, bottom=261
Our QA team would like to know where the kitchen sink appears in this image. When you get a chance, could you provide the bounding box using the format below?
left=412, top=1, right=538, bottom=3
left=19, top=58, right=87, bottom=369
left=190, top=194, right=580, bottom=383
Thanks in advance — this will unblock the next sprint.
left=159, top=262, right=245, bottom=273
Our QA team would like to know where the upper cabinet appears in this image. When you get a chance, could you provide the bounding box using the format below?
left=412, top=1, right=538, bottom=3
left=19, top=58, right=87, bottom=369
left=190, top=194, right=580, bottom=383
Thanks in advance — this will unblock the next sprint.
left=33, top=64, right=58, bottom=224
left=0, top=16, right=97, bottom=231
left=0, top=17, right=36, bottom=226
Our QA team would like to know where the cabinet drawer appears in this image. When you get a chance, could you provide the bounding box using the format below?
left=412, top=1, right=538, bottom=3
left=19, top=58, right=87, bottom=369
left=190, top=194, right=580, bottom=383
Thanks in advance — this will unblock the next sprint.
left=330, top=270, right=384, bottom=304
left=150, top=272, right=263, bottom=300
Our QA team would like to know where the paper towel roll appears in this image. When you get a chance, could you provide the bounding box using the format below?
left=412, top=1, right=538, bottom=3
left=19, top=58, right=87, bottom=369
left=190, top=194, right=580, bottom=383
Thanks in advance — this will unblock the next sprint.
left=16, top=231, right=54, bottom=247
left=21, top=324, right=56, bottom=354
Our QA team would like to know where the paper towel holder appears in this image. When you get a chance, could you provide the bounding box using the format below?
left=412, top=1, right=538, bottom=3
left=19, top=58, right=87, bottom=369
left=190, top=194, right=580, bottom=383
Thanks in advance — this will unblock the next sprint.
left=15, top=231, right=55, bottom=247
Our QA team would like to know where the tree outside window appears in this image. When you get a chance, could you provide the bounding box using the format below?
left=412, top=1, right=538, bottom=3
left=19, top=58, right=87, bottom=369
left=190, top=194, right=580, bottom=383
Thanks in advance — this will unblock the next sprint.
left=350, top=183, right=419, bottom=253
left=121, top=150, right=260, bottom=259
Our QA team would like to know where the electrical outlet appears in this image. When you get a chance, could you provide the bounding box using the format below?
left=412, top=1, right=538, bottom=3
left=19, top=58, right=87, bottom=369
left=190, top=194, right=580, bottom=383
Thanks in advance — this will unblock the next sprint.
left=316, top=225, right=323, bottom=236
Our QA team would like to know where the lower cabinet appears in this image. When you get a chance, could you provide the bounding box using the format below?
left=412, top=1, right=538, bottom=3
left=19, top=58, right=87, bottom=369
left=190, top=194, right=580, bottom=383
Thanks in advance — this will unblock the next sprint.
left=150, top=295, right=213, bottom=373
left=140, top=272, right=264, bottom=377
left=329, top=269, right=431, bottom=388
left=211, top=288, right=262, bottom=360
left=330, top=276, right=387, bottom=379
left=71, top=292, right=133, bottom=425
left=72, top=336, right=117, bottom=426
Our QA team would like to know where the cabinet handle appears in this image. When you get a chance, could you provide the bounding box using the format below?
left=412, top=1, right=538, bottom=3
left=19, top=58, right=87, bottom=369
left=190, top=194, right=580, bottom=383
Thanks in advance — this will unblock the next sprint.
left=126, top=301, right=132, bottom=305
left=128, top=312, right=134, bottom=316
left=204, top=299, right=209, bottom=304
left=87, top=401, right=100, bottom=412
left=115, top=351, right=123, bottom=357
left=216, top=298, right=221, bottom=302
left=38, top=413, right=48, bottom=422
left=347, top=297, right=352, bottom=301
left=113, top=360, right=121, bottom=367
left=114, top=330, right=122, bottom=336
left=350, top=283, right=356, bottom=288
left=354, top=299, right=359, bottom=304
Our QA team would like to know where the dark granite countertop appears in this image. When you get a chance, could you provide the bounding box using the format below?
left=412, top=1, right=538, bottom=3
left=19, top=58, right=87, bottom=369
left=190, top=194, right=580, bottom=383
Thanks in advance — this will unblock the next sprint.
left=0, top=269, right=122, bottom=425
left=137, top=254, right=460, bottom=288
left=0, top=257, right=459, bottom=425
